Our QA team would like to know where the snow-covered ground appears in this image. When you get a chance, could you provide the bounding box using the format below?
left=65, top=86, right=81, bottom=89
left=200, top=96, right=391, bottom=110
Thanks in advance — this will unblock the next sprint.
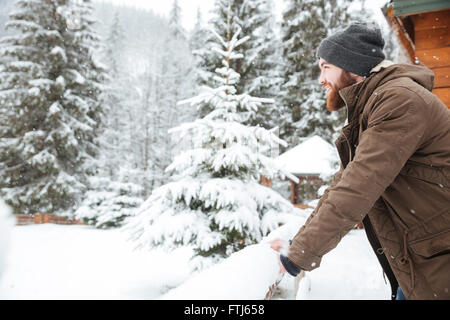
left=0, top=222, right=390, bottom=300
left=0, top=200, right=14, bottom=280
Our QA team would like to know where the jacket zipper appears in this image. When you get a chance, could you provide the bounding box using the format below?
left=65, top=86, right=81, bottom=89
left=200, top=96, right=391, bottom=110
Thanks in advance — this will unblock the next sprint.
left=339, top=90, right=401, bottom=298
left=339, top=91, right=353, bottom=162
left=343, top=131, right=353, bottom=162
left=363, top=216, right=399, bottom=299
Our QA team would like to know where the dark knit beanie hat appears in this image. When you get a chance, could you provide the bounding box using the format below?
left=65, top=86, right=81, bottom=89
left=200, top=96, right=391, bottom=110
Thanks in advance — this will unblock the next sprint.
left=317, top=23, right=385, bottom=77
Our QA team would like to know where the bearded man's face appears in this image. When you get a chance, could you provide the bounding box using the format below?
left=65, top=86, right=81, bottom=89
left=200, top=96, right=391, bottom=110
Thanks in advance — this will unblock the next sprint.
left=318, top=58, right=360, bottom=111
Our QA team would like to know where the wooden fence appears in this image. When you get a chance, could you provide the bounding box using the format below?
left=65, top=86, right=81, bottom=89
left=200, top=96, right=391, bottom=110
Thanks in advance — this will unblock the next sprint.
left=15, top=213, right=83, bottom=226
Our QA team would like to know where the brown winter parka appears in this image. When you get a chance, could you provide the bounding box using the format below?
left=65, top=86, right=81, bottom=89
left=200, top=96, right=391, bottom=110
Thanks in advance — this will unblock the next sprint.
left=287, top=62, right=450, bottom=300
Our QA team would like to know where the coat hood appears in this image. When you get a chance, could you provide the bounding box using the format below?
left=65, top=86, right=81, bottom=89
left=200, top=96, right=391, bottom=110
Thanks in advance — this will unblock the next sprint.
left=370, top=62, right=435, bottom=92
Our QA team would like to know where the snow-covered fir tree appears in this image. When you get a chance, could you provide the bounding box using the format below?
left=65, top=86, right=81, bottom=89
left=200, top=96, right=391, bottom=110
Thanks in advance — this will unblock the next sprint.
left=279, top=0, right=353, bottom=145
left=82, top=1, right=196, bottom=210
left=0, top=0, right=106, bottom=215
left=0, top=0, right=15, bottom=38
left=102, top=12, right=124, bottom=78
left=125, top=22, right=299, bottom=268
left=168, top=0, right=184, bottom=40
left=98, top=11, right=128, bottom=176
left=91, top=3, right=178, bottom=197
left=244, top=0, right=285, bottom=131
left=75, top=174, right=143, bottom=228
left=142, top=0, right=195, bottom=191
left=189, top=8, right=210, bottom=96
left=195, top=0, right=282, bottom=130
left=134, top=56, right=168, bottom=193
left=75, top=11, right=144, bottom=228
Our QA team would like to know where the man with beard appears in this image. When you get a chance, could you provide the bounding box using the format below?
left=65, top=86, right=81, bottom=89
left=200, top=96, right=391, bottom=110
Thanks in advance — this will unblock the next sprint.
left=270, top=23, right=450, bottom=300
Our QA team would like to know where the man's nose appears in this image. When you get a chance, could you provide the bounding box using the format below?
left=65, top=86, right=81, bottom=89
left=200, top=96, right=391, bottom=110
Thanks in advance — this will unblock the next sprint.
left=318, top=72, right=325, bottom=85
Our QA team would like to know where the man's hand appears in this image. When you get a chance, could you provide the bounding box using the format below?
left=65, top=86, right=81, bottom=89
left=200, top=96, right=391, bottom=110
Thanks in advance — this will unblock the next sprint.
left=268, top=239, right=288, bottom=274
left=268, top=238, right=287, bottom=252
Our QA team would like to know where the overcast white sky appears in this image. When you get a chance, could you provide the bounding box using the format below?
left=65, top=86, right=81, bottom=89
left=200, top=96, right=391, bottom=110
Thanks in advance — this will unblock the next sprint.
left=95, top=0, right=389, bottom=31
left=96, top=0, right=216, bottom=30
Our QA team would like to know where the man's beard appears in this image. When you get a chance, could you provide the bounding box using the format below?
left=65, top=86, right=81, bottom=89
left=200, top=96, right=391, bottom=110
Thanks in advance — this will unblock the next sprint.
left=325, top=71, right=358, bottom=111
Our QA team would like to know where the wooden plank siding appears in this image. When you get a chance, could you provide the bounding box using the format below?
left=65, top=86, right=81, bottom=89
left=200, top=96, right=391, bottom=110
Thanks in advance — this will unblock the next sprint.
left=433, top=87, right=450, bottom=106
left=410, top=9, right=450, bottom=30
left=415, top=46, right=450, bottom=68
left=432, top=66, right=450, bottom=88
left=415, top=27, right=449, bottom=50
left=411, top=9, right=450, bottom=108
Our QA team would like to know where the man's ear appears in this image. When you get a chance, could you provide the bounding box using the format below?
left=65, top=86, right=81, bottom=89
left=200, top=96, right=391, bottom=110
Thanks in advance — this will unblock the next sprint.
left=350, top=72, right=365, bottom=83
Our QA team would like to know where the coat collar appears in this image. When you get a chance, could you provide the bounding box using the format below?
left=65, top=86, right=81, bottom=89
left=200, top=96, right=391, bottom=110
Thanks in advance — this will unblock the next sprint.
left=339, top=60, right=395, bottom=123
left=339, top=79, right=366, bottom=124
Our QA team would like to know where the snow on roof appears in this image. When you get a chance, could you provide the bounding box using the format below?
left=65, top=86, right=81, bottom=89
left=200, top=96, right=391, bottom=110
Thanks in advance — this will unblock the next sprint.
left=276, top=135, right=339, bottom=177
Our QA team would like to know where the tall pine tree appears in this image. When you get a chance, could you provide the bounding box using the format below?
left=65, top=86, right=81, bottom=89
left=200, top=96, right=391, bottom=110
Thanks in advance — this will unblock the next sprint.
left=75, top=11, right=144, bottom=228
left=142, top=0, right=195, bottom=192
left=196, top=0, right=281, bottom=130
left=125, top=15, right=298, bottom=268
left=0, top=0, right=106, bottom=214
left=189, top=7, right=210, bottom=96
left=279, top=0, right=354, bottom=145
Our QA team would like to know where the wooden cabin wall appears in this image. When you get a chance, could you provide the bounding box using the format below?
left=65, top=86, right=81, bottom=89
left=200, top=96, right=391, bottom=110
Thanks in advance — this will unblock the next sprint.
left=412, top=9, right=450, bottom=108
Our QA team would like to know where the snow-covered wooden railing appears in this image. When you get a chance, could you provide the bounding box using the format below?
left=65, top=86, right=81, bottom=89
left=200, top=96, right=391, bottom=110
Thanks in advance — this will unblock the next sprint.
left=161, top=212, right=310, bottom=300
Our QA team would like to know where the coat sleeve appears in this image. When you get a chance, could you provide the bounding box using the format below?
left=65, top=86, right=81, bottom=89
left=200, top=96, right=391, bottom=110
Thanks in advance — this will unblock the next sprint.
left=287, top=87, right=429, bottom=271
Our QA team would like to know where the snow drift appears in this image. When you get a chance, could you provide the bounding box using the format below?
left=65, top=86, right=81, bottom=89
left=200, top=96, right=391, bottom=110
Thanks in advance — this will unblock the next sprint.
left=161, top=214, right=308, bottom=299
